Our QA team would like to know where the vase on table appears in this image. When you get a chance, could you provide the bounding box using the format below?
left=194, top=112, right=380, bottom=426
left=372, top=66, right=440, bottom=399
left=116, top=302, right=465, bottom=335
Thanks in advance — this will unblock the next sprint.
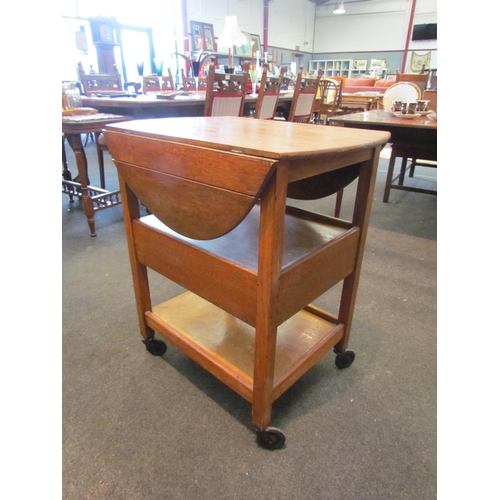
left=191, top=60, right=201, bottom=96
left=249, top=68, right=259, bottom=96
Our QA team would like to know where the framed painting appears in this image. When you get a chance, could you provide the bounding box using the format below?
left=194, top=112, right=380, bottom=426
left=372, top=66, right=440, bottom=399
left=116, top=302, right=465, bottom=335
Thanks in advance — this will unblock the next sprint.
left=353, top=59, right=368, bottom=70
left=190, top=21, right=216, bottom=52
left=233, top=32, right=252, bottom=57
left=370, top=59, right=385, bottom=70
left=190, top=21, right=202, bottom=51
left=203, top=24, right=215, bottom=51
left=250, top=34, right=261, bottom=55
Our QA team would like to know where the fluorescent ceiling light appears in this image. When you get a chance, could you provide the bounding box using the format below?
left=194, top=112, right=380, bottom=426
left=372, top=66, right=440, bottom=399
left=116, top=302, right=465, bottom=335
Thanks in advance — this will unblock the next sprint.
left=333, top=2, right=346, bottom=14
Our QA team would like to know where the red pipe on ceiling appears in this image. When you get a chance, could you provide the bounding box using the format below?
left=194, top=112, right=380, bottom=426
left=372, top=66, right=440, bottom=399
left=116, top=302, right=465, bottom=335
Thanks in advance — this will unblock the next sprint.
left=263, top=0, right=269, bottom=54
left=401, top=0, right=417, bottom=72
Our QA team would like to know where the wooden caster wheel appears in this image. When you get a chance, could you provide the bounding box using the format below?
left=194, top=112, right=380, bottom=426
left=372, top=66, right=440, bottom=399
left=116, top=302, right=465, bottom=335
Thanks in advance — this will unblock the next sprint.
left=334, top=349, right=355, bottom=369
left=256, top=427, right=286, bottom=450
left=142, top=338, right=167, bottom=356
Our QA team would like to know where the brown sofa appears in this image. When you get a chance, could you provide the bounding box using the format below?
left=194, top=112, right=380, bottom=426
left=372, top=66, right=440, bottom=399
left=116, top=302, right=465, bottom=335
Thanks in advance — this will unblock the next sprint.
left=344, top=77, right=396, bottom=94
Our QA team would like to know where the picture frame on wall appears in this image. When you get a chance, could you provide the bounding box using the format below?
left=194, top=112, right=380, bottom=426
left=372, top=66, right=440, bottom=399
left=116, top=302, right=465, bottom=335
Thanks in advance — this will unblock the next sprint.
left=203, top=24, right=215, bottom=51
left=249, top=34, right=261, bottom=55
left=353, top=59, right=368, bottom=70
left=190, top=21, right=216, bottom=52
left=233, top=32, right=252, bottom=57
left=190, top=21, right=202, bottom=50
left=370, top=59, right=385, bottom=70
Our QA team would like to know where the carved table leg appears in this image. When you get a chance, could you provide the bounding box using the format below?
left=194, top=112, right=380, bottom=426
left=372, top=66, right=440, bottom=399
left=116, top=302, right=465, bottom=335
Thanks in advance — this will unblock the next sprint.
left=62, top=135, right=72, bottom=181
left=65, top=133, right=96, bottom=237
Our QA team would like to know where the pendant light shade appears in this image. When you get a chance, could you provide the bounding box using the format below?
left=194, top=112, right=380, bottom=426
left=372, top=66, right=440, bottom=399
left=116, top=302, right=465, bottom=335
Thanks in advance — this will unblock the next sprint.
left=333, top=2, right=346, bottom=14
left=217, top=16, right=247, bottom=48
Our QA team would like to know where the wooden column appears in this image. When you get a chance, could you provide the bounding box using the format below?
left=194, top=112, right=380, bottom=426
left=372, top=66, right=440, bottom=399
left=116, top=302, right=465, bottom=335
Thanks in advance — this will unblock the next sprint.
left=263, top=0, right=270, bottom=54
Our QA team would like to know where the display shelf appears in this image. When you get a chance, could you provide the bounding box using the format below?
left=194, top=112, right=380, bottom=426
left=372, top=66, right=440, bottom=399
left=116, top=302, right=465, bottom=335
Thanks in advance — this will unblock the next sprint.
left=309, top=59, right=353, bottom=77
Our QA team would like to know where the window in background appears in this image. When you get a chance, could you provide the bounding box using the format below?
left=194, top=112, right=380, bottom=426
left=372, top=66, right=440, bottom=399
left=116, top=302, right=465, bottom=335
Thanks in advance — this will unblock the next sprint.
left=62, top=0, right=183, bottom=86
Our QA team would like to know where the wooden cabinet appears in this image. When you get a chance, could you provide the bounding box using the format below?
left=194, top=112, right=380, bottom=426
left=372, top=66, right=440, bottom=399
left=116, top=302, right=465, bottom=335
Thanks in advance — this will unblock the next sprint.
left=104, top=116, right=390, bottom=449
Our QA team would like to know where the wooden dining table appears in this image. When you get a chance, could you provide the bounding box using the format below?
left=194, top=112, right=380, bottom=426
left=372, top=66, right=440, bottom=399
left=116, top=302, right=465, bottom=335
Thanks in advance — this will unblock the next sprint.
left=62, top=113, right=132, bottom=236
left=82, top=91, right=295, bottom=120
left=330, top=109, right=437, bottom=202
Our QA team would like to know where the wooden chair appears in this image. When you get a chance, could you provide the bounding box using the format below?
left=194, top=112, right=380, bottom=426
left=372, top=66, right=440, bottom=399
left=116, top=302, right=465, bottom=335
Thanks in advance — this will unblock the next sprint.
left=287, top=68, right=323, bottom=123
left=382, top=82, right=422, bottom=110
left=408, top=89, right=438, bottom=177
left=395, top=70, right=429, bottom=94
left=204, top=62, right=250, bottom=117
left=330, top=75, right=345, bottom=109
left=77, top=61, right=123, bottom=95
left=423, top=89, right=437, bottom=111
left=181, top=68, right=208, bottom=91
left=142, top=69, right=175, bottom=93
left=253, top=65, right=285, bottom=120
left=313, top=78, right=340, bottom=124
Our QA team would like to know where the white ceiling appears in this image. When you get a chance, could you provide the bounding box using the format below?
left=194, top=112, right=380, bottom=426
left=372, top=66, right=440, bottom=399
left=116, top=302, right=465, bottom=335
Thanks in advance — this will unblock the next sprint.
left=311, top=0, right=428, bottom=19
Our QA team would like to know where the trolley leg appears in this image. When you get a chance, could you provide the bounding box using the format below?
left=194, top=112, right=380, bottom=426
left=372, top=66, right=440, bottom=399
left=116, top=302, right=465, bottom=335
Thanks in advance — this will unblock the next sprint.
left=118, top=176, right=160, bottom=348
left=252, top=167, right=288, bottom=449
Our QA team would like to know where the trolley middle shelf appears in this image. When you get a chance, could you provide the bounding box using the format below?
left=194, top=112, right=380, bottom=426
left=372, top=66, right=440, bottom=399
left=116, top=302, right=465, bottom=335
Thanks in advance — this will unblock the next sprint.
left=135, top=203, right=360, bottom=329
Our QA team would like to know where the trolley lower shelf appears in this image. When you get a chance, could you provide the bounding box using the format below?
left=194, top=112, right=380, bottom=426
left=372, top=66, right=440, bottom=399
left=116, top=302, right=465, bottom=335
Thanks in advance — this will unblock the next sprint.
left=147, top=291, right=345, bottom=404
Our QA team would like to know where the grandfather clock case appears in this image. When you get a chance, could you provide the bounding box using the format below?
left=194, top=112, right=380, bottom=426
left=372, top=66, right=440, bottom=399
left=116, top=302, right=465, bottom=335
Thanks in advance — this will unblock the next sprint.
left=89, top=17, right=118, bottom=74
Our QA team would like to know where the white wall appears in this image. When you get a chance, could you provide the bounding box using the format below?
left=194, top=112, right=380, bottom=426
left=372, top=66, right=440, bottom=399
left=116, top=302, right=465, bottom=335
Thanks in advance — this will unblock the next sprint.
left=186, top=0, right=436, bottom=69
left=313, top=0, right=437, bottom=70
left=186, top=0, right=315, bottom=52
left=314, top=0, right=436, bottom=49
left=268, top=0, right=316, bottom=51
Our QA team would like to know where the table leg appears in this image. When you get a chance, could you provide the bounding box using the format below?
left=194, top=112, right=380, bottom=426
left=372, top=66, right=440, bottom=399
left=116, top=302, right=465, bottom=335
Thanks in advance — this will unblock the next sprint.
left=65, top=133, right=96, bottom=236
left=398, top=157, right=408, bottom=185
left=383, top=148, right=397, bottom=203
left=62, top=135, right=72, bottom=181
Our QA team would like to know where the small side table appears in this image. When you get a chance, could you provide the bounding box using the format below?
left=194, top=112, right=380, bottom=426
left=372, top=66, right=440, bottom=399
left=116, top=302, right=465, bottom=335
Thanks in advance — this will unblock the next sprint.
left=62, top=113, right=132, bottom=236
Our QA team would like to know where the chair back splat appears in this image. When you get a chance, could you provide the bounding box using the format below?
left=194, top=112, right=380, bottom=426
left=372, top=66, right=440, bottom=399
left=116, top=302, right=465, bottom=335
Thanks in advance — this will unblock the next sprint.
left=143, top=69, right=175, bottom=93
left=395, top=70, right=429, bottom=93
left=77, top=62, right=123, bottom=95
left=204, top=62, right=250, bottom=117
left=314, top=78, right=340, bottom=124
left=254, top=65, right=285, bottom=120
left=330, top=75, right=345, bottom=108
left=287, top=67, right=323, bottom=123
left=381, top=81, right=421, bottom=111
left=181, top=68, right=208, bottom=91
